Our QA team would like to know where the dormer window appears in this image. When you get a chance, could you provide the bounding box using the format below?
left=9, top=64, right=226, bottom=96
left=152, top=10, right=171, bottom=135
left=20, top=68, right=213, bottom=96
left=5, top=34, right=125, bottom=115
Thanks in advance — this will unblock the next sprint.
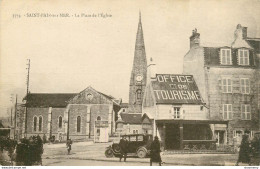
left=220, top=48, right=232, bottom=65
left=238, top=49, right=249, bottom=65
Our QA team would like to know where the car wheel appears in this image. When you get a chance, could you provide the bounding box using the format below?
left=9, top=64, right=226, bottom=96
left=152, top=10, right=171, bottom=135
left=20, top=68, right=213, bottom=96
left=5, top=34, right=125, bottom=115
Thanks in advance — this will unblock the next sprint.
left=105, top=149, right=114, bottom=158
left=137, top=148, right=147, bottom=158
left=112, top=144, right=121, bottom=153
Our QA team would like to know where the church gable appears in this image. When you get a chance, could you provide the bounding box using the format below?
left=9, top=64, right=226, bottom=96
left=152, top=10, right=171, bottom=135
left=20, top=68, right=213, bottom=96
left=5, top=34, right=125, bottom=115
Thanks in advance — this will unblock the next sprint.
left=68, top=86, right=113, bottom=105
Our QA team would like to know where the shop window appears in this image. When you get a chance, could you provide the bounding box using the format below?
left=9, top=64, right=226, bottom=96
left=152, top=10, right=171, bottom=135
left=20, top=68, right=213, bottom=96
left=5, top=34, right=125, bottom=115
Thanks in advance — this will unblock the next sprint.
left=238, top=49, right=249, bottom=65
left=240, top=78, right=250, bottom=94
left=220, top=48, right=232, bottom=65
left=222, top=78, right=232, bottom=93
left=33, top=116, right=37, bottom=132
left=223, top=104, right=232, bottom=120
left=77, top=116, right=81, bottom=133
left=241, top=104, right=251, bottom=120
left=38, top=116, right=43, bottom=132
left=58, top=116, right=62, bottom=128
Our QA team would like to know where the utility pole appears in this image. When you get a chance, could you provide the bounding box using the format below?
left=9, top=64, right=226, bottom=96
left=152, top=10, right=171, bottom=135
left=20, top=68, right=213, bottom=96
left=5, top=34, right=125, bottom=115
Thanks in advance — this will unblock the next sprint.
left=14, top=94, right=17, bottom=140
left=10, top=108, right=13, bottom=126
left=25, top=59, right=30, bottom=138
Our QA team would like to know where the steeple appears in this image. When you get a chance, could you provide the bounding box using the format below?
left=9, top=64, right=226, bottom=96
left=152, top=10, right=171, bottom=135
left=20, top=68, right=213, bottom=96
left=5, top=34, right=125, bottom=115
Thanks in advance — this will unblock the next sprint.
left=128, top=13, right=147, bottom=113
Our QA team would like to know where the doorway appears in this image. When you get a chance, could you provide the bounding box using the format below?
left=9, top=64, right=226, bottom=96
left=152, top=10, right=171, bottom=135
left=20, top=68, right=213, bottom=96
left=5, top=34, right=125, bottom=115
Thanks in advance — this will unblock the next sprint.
left=165, top=124, right=180, bottom=150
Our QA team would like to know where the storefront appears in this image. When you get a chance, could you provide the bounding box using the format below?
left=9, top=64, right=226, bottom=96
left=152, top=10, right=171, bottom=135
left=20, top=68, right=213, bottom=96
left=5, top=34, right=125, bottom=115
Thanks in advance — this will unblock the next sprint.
left=156, top=119, right=228, bottom=150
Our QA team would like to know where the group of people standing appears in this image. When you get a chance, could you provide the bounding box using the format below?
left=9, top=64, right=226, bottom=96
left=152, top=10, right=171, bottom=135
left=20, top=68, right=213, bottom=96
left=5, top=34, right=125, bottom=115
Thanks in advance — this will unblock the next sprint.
left=119, top=136, right=162, bottom=166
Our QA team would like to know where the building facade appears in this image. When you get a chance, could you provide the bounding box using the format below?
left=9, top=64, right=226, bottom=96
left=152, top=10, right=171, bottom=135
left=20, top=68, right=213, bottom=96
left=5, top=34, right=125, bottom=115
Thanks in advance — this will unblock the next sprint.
left=23, top=86, right=120, bottom=141
left=183, top=25, right=260, bottom=146
left=142, top=73, right=226, bottom=150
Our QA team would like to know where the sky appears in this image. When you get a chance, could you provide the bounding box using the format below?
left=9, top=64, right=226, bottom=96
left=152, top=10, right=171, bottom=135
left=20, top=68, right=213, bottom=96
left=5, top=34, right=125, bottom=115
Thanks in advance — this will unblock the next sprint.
left=0, top=0, right=260, bottom=117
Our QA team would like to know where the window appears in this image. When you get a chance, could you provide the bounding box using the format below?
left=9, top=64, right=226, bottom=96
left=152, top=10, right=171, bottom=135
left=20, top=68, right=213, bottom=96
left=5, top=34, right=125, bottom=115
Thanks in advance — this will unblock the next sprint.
left=220, top=49, right=232, bottom=65
left=136, top=90, right=142, bottom=100
left=97, top=129, right=100, bottom=136
left=223, top=104, right=232, bottom=120
left=133, top=129, right=139, bottom=134
left=97, top=116, right=101, bottom=121
left=238, top=49, right=249, bottom=65
left=241, top=104, right=251, bottom=120
left=33, top=116, right=37, bottom=132
left=240, top=78, right=250, bottom=94
left=77, top=116, right=81, bottom=133
left=38, top=116, right=43, bottom=132
left=173, top=107, right=181, bottom=119
left=222, top=78, right=232, bottom=93
left=58, top=116, right=62, bottom=128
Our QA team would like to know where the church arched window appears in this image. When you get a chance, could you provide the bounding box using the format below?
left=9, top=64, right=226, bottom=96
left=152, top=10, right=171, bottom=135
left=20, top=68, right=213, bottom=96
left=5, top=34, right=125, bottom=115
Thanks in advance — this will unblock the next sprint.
left=58, top=116, right=62, bottom=128
left=97, top=116, right=101, bottom=121
left=77, top=116, right=81, bottom=133
left=33, top=116, right=37, bottom=132
left=136, top=89, right=142, bottom=100
left=38, top=116, right=43, bottom=132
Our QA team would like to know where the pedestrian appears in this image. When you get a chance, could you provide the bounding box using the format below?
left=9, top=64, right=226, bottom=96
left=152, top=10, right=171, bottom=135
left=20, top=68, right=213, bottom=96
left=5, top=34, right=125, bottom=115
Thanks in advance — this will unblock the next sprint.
left=150, top=136, right=162, bottom=166
left=66, top=138, right=73, bottom=155
left=119, top=136, right=128, bottom=162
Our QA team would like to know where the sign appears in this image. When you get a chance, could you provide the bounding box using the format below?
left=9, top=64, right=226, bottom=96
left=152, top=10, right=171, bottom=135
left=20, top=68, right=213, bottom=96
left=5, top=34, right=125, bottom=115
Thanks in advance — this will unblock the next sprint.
left=151, top=74, right=203, bottom=104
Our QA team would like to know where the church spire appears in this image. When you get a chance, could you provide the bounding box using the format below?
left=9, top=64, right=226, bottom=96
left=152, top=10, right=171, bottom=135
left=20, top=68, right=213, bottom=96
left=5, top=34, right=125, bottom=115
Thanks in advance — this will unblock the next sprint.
left=128, top=13, right=147, bottom=113
left=139, top=11, right=141, bottom=23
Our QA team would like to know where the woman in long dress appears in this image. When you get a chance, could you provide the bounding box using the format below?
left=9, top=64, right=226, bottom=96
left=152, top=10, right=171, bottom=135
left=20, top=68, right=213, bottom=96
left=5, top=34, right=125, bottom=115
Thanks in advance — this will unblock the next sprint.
left=150, top=136, right=162, bottom=166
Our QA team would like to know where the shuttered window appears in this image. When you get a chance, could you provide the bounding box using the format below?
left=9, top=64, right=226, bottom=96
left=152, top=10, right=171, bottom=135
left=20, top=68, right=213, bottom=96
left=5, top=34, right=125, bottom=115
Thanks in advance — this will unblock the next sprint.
left=238, top=49, right=249, bottom=65
left=223, top=104, right=232, bottom=120
left=241, top=104, right=251, bottom=120
left=240, top=78, right=250, bottom=94
left=222, top=78, right=232, bottom=93
left=220, top=49, right=232, bottom=65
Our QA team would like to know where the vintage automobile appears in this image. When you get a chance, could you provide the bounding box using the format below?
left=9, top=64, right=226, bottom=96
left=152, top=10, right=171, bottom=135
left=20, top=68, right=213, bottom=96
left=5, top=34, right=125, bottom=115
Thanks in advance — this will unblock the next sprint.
left=105, top=134, right=153, bottom=158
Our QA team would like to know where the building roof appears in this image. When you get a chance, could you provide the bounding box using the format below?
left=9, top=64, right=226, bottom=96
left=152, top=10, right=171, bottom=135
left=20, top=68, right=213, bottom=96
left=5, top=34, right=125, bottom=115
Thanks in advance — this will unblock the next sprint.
left=24, top=93, right=77, bottom=107
left=203, top=47, right=256, bottom=67
left=120, top=113, right=142, bottom=124
left=151, top=74, right=203, bottom=105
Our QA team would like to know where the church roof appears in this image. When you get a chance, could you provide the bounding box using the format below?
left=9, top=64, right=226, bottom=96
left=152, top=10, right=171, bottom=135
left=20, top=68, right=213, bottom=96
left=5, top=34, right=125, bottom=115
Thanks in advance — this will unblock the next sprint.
left=151, top=74, right=203, bottom=105
left=120, top=113, right=142, bottom=124
left=24, top=93, right=77, bottom=107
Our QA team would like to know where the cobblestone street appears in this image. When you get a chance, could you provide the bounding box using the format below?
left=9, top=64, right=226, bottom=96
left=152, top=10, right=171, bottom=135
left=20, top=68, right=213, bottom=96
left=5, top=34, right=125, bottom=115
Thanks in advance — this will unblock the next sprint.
left=42, top=141, right=241, bottom=166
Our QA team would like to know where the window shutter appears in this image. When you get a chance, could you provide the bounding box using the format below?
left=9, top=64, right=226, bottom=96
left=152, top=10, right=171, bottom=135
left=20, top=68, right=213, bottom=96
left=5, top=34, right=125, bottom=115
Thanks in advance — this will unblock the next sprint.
left=249, top=50, right=254, bottom=66
left=218, top=78, right=222, bottom=91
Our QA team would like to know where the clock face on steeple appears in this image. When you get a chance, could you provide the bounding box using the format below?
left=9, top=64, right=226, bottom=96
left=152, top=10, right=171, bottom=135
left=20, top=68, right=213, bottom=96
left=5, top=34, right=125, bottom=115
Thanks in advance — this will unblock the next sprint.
left=136, top=74, right=143, bottom=82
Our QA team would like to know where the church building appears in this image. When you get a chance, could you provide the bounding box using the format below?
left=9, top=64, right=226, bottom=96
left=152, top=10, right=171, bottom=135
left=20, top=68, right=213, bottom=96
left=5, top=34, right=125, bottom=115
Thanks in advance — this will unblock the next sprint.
left=23, top=86, right=121, bottom=141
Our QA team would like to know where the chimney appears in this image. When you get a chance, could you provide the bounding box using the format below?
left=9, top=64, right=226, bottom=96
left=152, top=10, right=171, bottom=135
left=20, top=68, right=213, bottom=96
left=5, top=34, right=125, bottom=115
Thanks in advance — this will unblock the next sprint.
left=242, top=26, right=247, bottom=39
left=190, top=28, right=200, bottom=49
left=234, top=24, right=247, bottom=40
left=147, top=57, right=156, bottom=82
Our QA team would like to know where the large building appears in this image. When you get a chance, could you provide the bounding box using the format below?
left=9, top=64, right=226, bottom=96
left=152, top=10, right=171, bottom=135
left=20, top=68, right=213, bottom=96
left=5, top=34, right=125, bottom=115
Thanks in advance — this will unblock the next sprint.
left=23, top=86, right=121, bottom=141
left=183, top=24, right=260, bottom=147
left=142, top=73, right=226, bottom=150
